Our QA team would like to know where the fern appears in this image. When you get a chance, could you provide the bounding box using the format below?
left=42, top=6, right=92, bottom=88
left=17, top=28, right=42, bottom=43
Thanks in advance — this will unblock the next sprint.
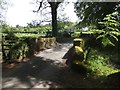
left=97, top=11, right=119, bottom=47
left=96, top=34, right=106, bottom=40
left=102, top=37, right=115, bottom=47
left=109, top=33, right=118, bottom=41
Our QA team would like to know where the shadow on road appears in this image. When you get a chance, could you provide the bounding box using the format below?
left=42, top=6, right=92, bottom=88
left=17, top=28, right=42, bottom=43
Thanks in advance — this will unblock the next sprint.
left=2, top=56, right=70, bottom=88
left=2, top=55, right=107, bottom=89
left=3, top=42, right=117, bottom=89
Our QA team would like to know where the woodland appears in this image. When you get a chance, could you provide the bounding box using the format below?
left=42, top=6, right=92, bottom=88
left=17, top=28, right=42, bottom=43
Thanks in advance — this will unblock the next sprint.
left=1, top=0, right=120, bottom=89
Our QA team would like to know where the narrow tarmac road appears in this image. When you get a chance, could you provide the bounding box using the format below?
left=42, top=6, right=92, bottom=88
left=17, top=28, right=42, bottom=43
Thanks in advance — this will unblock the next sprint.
left=2, top=43, right=98, bottom=89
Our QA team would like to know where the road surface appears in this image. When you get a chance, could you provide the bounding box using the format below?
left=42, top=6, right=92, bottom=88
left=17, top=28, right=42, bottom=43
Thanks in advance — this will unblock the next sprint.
left=2, top=43, right=99, bottom=89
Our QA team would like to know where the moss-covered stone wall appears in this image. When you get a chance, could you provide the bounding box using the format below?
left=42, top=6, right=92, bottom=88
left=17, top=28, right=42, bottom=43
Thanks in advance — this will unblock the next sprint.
left=2, top=37, right=57, bottom=63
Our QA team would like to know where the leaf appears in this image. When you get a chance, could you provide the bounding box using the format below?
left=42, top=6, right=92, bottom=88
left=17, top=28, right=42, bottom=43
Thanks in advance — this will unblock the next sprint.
left=97, top=11, right=119, bottom=47
left=111, top=11, right=118, bottom=15
left=96, top=34, right=106, bottom=39
left=109, top=33, right=118, bottom=41
left=108, top=40, right=115, bottom=46
left=102, top=37, right=115, bottom=47
left=102, top=38, right=108, bottom=47
left=115, top=28, right=119, bottom=32
left=108, top=19, right=117, bottom=23
left=98, top=22, right=104, bottom=25
left=103, top=17, right=110, bottom=21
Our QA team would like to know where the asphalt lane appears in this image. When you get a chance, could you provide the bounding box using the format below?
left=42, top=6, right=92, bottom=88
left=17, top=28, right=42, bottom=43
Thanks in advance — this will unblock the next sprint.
left=2, top=43, right=98, bottom=89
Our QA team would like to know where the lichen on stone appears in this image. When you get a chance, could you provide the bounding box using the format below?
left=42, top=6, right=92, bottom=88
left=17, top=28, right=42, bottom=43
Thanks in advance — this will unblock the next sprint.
left=73, top=38, right=85, bottom=49
left=74, top=46, right=83, bottom=54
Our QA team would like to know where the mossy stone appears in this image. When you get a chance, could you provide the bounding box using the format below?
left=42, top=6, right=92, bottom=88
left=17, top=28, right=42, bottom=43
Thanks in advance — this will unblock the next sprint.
left=74, top=46, right=83, bottom=54
left=72, top=46, right=84, bottom=62
left=73, top=38, right=84, bottom=49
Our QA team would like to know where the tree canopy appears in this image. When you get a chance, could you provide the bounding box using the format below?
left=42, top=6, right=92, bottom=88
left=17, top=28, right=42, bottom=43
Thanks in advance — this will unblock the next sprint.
left=34, top=0, right=64, bottom=37
left=0, top=0, right=10, bottom=25
left=74, top=2, right=120, bottom=28
left=0, top=0, right=5, bottom=23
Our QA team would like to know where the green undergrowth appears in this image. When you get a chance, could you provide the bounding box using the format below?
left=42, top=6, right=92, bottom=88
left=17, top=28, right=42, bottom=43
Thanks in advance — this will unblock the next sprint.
left=87, top=48, right=120, bottom=77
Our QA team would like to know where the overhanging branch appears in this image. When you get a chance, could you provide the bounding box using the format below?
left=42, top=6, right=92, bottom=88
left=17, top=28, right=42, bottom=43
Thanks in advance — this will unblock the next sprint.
left=33, top=0, right=44, bottom=12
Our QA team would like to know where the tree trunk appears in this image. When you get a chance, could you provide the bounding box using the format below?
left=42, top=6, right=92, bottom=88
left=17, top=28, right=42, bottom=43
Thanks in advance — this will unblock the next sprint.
left=48, top=1, right=62, bottom=37
left=51, top=3, right=57, bottom=37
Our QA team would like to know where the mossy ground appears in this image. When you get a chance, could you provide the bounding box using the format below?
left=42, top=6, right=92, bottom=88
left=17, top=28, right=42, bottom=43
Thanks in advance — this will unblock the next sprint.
left=87, top=48, right=120, bottom=76
left=70, top=46, right=120, bottom=87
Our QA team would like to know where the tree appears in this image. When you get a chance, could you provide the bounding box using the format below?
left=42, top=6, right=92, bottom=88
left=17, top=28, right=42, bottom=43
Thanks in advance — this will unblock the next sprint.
left=0, top=0, right=11, bottom=25
left=74, top=1, right=120, bottom=28
left=48, top=1, right=63, bottom=37
left=0, top=0, right=6, bottom=24
left=34, top=0, right=64, bottom=37
left=0, top=0, right=4, bottom=19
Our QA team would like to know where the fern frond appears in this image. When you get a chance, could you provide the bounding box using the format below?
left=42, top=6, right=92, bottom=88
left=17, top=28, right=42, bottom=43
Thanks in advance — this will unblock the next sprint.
left=109, top=33, right=118, bottom=41
left=102, top=37, right=115, bottom=47
left=96, top=34, right=106, bottom=39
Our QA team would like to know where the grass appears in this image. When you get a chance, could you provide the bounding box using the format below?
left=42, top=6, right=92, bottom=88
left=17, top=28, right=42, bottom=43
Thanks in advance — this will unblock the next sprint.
left=70, top=47, right=120, bottom=87
left=86, top=48, right=120, bottom=77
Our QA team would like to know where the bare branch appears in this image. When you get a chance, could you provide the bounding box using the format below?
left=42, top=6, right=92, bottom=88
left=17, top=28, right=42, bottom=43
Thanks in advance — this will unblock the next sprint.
left=41, top=5, right=50, bottom=11
left=33, top=0, right=44, bottom=12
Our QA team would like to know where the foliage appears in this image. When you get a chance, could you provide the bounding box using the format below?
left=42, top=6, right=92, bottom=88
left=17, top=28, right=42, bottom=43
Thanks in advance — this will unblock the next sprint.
left=2, top=24, right=53, bottom=37
left=0, top=0, right=5, bottom=19
left=71, top=32, right=81, bottom=38
left=74, top=2, right=120, bottom=27
left=57, top=21, right=75, bottom=37
left=2, top=35, right=56, bottom=63
left=70, top=36, right=120, bottom=77
left=2, top=24, right=56, bottom=63
left=7, top=41, right=29, bottom=62
left=87, top=48, right=120, bottom=77
left=96, top=12, right=119, bottom=47
left=57, top=21, right=75, bottom=31
left=0, top=0, right=10, bottom=24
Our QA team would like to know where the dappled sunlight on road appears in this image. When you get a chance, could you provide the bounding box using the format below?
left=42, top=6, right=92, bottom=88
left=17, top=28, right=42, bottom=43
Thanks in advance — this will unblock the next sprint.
left=31, top=80, right=63, bottom=88
left=36, top=43, right=73, bottom=61
left=2, top=43, right=73, bottom=88
left=2, top=56, right=68, bottom=88
left=2, top=43, right=101, bottom=89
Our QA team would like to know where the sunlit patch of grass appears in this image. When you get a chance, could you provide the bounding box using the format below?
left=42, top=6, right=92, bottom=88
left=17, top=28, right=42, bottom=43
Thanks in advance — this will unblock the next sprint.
left=87, top=48, right=120, bottom=77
